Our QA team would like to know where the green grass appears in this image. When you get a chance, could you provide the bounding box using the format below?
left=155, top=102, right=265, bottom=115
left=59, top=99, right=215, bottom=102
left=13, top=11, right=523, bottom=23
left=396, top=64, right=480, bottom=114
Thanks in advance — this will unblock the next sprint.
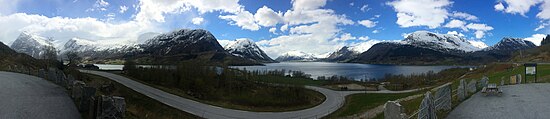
left=464, top=64, right=550, bottom=84
left=324, top=92, right=419, bottom=118
left=82, top=73, right=200, bottom=119
left=250, top=75, right=328, bottom=86
left=111, top=72, right=326, bottom=112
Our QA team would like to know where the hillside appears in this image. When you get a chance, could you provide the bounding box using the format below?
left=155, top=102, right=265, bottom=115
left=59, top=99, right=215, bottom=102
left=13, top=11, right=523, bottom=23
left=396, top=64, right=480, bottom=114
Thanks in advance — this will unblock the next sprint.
left=0, top=41, right=44, bottom=70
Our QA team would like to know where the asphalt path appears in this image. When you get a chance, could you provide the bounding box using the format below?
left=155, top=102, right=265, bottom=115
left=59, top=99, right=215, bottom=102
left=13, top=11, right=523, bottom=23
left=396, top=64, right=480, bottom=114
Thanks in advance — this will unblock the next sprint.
left=0, top=71, right=80, bottom=119
left=447, top=83, right=550, bottom=119
left=80, top=70, right=421, bottom=119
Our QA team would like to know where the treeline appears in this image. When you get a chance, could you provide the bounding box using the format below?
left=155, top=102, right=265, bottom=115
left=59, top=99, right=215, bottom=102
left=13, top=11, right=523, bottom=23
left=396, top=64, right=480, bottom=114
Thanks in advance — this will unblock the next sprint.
left=383, top=68, right=470, bottom=90
left=123, top=60, right=322, bottom=108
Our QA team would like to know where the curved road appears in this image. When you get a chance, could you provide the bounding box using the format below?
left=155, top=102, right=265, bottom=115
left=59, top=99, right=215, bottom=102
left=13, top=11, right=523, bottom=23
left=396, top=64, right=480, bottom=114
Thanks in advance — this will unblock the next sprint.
left=0, top=71, right=80, bottom=119
left=81, top=70, right=421, bottom=119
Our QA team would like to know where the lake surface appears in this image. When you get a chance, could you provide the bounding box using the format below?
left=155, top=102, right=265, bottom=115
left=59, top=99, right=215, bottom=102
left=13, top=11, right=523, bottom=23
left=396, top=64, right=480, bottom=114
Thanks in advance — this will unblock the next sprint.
left=233, top=62, right=470, bottom=80
left=95, top=62, right=470, bottom=80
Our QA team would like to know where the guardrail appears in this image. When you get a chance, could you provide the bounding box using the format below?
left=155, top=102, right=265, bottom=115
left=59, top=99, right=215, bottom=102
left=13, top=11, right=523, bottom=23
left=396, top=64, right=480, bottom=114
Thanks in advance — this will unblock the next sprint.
left=384, top=77, right=489, bottom=119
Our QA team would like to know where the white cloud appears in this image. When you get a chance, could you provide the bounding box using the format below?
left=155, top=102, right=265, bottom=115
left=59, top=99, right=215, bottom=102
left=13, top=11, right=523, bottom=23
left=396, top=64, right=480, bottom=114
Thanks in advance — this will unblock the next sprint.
left=498, top=0, right=542, bottom=16
left=537, top=1, right=550, bottom=19
left=358, top=36, right=370, bottom=40
left=291, top=0, right=327, bottom=10
left=444, top=19, right=467, bottom=30
left=184, top=0, right=242, bottom=14
left=220, top=10, right=260, bottom=31
left=466, top=23, right=494, bottom=38
left=495, top=2, right=505, bottom=11
left=0, top=13, right=159, bottom=46
left=334, top=33, right=356, bottom=41
left=450, top=11, right=478, bottom=21
left=447, top=31, right=465, bottom=37
left=192, top=17, right=204, bottom=25
left=535, top=22, right=548, bottom=31
left=135, top=0, right=242, bottom=23
left=372, top=30, right=380, bottom=33
left=387, top=0, right=452, bottom=28
left=466, top=23, right=494, bottom=31
left=473, top=31, right=486, bottom=39
left=524, top=34, right=547, bottom=46
left=119, top=6, right=128, bottom=13
left=360, top=5, right=370, bottom=12
left=134, top=0, right=189, bottom=22
left=280, top=24, right=289, bottom=32
left=257, top=0, right=355, bottom=58
left=269, top=27, right=277, bottom=33
left=87, top=0, right=110, bottom=12
left=358, top=19, right=377, bottom=28
left=468, top=40, right=488, bottom=49
left=254, top=6, right=283, bottom=27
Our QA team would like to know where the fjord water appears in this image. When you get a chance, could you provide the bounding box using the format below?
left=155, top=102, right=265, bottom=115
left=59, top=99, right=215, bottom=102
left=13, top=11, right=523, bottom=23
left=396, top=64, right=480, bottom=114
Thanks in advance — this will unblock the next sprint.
left=95, top=62, right=468, bottom=80
left=233, top=62, right=469, bottom=80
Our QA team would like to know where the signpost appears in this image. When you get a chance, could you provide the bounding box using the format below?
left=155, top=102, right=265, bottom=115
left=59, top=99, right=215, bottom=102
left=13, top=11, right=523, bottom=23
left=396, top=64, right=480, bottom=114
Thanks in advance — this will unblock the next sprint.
left=524, top=63, right=537, bottom=83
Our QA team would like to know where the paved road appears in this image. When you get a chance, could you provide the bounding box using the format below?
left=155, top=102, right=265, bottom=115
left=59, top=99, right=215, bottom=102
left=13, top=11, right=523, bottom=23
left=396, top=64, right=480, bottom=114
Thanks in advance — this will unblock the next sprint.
left=447, top=83, right=550, bottom=119
left=0, top=71, right=80, bottom=119
left=81, top=70, right=422, bottom=119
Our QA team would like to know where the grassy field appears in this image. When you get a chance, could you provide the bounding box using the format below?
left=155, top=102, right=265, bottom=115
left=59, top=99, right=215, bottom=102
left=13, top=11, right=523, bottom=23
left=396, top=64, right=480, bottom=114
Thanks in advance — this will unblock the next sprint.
left=250, top=75, right=329, bottom=86
left=324, top=92, right=420, bottom=118
left=111, top=72, right=326, bottom=112
left=81, top=73, right=200, bottom=119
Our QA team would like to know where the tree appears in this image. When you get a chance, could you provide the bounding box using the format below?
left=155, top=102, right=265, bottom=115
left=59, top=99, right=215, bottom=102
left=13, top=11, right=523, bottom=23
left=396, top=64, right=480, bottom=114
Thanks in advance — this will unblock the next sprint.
left=541, top=34, right=550, bottom=46
left=66, top=51, right=81, bottom=66
left=123, top=59, right=136, bottom=75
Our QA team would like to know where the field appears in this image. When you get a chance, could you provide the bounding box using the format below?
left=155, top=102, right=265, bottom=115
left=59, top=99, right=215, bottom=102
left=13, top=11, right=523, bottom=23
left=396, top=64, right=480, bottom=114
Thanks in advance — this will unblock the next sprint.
left=324, top=92, right=420, bottom=118
left=81, top=73, right=200, bottom=119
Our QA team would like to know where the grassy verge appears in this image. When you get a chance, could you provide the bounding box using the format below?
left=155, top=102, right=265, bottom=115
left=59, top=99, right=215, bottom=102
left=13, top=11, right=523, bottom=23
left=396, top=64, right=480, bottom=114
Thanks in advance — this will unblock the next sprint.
left=324, top=92, right=419, bottom=118
left=110, top=72, right=326, bottom=112
left=82, top=73, right=200, bottom=119
left=250, top=75, right=328, bottom=86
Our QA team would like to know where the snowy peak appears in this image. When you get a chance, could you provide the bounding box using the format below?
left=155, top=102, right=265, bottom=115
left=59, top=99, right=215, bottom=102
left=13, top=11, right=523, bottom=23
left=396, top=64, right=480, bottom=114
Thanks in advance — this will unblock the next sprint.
left=275, top=51, right=318, bottom=61
left=142, top=29, right=225, bottom=55
left=325, top=46, right=358, bottom=62
left=62, top=37, right=99, bottom=53
left=403, top=31, right=481, bottom=52
left=224, top=38, right=275, bottom=63
left=485, top=37, right=536, bottom=51
left=10, top=32, right=55, bottom=59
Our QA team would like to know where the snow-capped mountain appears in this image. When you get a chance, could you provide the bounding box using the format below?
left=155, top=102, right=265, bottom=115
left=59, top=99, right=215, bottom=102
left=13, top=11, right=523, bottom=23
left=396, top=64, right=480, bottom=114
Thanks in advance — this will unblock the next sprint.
left=62, top=38, right=100, bottom=53
left=401, top=31, right=482, bottom=52
left=10, top=32, right=56, bottom=59
left=275, top=51, right=318, bottom=62
left=141, top=29, right=225, bottom=55
left=351, top=32, right=538, bottom=65
left=224, top=38, right=276, bottom=63
left=324, top=46, right=359, bottom=62
left=60, top=37, right=140, bottom=60
left=484, top=38, right=536, bottom=51
left=131, top=29, right=261, bottom=65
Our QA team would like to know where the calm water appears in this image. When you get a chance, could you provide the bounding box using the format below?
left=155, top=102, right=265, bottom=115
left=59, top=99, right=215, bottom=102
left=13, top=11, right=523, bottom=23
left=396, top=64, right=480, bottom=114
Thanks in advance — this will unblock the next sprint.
left=95, top=62, right=470, bottom=80
left=233, top=62, right=470, bottom=80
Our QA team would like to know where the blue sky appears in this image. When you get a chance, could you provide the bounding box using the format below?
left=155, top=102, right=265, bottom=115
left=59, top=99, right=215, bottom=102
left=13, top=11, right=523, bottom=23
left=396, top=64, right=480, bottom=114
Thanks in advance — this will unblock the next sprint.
left=0, top=0, right=549, bottom=57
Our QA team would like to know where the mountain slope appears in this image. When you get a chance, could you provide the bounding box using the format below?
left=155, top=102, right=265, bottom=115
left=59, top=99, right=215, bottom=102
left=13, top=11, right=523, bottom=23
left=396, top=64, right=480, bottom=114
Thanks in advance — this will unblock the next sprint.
left=351, top=31, right=536, bottom=65
left=0, top=41, right=43, bottom=69
left=324, top=46, right=359, bottom=62
left=10, top=32, right=56, bottom=59
left=275, top=51, right=318, bottom=62
left=402, top=31, right=481, bottom=52
left=129, top=29, right=261, bottom=65
left=224, top=38, right=276, bottom=63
